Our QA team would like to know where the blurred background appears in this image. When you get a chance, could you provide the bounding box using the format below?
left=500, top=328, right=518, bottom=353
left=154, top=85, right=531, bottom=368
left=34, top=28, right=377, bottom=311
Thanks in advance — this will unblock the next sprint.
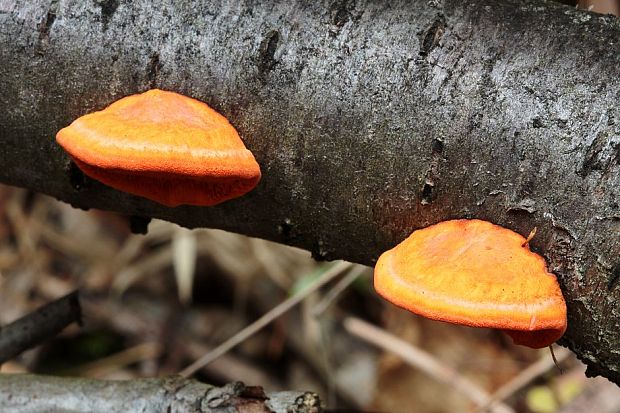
left=2, top=1, right=620, bottom=412
left=1, top=182, right=619, bottom=413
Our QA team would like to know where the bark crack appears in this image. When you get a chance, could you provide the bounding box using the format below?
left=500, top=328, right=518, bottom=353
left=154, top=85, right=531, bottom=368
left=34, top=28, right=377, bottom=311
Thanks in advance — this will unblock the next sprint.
left=147, top=52, right=162, bottom=89
left=36, top=0, right=58, bottom=53
left=257, top=30, right=280, bottom=81
left=421, top=138, right=444, bottom=205
left=97, top=0, right=120, bottom=31
left=580, top=132, right=611, bottom=177
left=419, top=15, right=445, bottom=58
left=608, top=262, right=620, bottom=291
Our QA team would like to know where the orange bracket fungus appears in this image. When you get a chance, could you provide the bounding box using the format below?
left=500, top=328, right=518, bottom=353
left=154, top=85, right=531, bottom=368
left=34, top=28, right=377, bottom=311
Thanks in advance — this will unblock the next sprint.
left=56, top=89, right=261, bottom=207
left=374, top=219, right=567, bottom=349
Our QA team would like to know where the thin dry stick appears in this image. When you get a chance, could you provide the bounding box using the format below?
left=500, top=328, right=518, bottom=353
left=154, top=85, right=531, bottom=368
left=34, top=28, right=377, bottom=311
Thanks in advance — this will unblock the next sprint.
left=474, top=346, right=572, bottom=413
left=179, top=261, right=353, bottom=378
left=344, top=317, right=515, bottom=413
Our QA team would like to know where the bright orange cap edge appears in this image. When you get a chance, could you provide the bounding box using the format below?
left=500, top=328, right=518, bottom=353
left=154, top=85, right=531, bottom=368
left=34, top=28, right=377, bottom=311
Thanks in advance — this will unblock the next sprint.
left=374, top=219, right=567, bottom=349
left=56, top=89, right=261, bottom=207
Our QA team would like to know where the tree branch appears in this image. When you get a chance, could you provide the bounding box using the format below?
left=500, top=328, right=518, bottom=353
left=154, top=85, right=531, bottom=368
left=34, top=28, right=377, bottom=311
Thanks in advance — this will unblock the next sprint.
left=1, top=0, right=619, bottom=382
left=0, top=291, right=82, bottom=364
left=0, top=374, right=321, bottom=413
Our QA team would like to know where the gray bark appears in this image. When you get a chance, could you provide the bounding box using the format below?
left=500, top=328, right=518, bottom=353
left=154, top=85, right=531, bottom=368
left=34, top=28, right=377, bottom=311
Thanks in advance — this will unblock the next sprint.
left=0, top=375, right=321, bottom=413
left=0, top=0, right=619, bottom=383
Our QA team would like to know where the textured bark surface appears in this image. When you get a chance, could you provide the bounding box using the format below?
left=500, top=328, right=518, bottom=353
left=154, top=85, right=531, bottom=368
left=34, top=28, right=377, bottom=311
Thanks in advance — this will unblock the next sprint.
left=0, top=375, right=321, bottom=413
left=0, top=0, right=619, bottom=383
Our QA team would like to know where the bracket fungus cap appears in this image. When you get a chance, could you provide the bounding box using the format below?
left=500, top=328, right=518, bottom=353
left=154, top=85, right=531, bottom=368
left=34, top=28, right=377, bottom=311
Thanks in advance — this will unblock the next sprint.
left=374, top=219, right=567, bottom=349
left=56, top=89, right=261, bottom=207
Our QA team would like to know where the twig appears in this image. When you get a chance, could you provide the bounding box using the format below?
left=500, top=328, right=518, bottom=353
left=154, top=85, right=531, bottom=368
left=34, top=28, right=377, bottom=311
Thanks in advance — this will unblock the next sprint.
left=179, top=261, right=353, bottom=378
left=0, top=290, right=82, bottom=364
left=343, top=317, right=515, bottom=413
left=0, top=374, right=320, bottom=413
left=474, top=346, right=572, bottom=413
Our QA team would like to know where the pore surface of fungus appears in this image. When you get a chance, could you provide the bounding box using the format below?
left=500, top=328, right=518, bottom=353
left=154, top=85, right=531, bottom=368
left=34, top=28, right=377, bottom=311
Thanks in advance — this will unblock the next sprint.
left=56, top=89, right=261, bottom=207
left=374, top=219, right=567, bottom=348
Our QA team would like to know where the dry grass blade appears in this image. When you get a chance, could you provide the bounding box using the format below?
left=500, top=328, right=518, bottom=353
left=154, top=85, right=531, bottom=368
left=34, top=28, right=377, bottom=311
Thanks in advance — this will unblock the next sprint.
left=343, top=317, right=515, bottom=413
left=65, top=342, right=163, bottom=378
left=172, top=228, right=197, bottom=304
left=474, top=346, right=572, bottom=413
left=249, top=237, right=292, bottom=290
left=312, top=264, right=368, bottom=317
left=112, top=248, right=173, bottom=295
left=178, top=261, right=354, bottom=378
